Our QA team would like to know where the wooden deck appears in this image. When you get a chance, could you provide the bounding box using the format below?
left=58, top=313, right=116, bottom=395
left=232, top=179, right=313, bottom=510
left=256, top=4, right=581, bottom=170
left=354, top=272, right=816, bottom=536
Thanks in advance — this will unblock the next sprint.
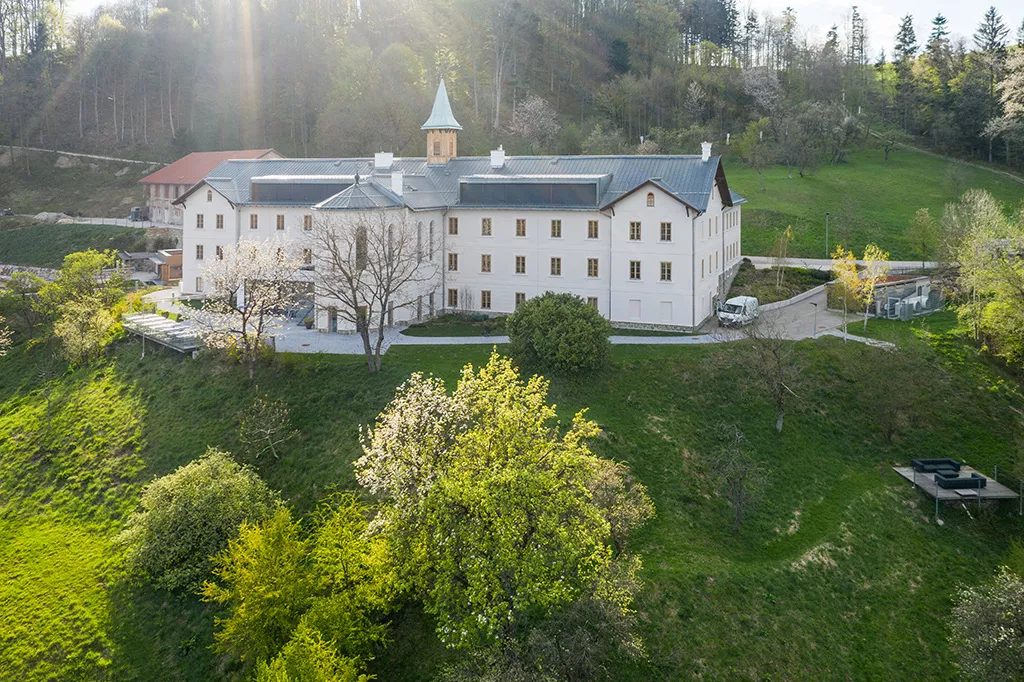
left=893, top=466, right=1019, bottom=501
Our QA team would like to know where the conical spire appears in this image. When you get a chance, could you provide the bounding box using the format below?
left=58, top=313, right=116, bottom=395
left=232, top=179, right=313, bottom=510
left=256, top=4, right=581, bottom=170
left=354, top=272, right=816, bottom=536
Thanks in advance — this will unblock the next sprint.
left=421, top=79, right=462, bottom=130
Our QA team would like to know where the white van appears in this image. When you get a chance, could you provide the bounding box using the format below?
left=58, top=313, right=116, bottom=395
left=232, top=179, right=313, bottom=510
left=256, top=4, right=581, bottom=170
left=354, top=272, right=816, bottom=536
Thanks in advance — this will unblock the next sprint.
left=718, top=296, right=760, bottom=326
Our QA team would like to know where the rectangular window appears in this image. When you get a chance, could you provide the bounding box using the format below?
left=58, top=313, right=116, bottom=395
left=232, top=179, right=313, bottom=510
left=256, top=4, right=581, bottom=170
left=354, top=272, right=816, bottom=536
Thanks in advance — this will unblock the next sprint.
left=716, top=252, right=719, bottom=270
left=196, top=214, right=204, bottom=229
left=276, top=214, right=285, bottom=231
left=302, top=248, right=312, bottom=265
left=303, top=215, right=313, bottom=231
left=516, top=219, right=526, bottom=237
left=481, top=290, right=492, bottom=309
left=448, top=288, right=458, bottom=307
left=515, top=255, right=526, bottom=274
left=629, top=260, right=641, bottom=280
left=701, top=259, right=705, bottom=279
left=515, top=292, right=526, bottom=308
left=195, top=276, right=203, bottom=291
left=448, top=253, right=459, bottom=271
left=660, top=222, right=672, bottom=241
left=481, top=254, right=491, bottom=273
left=550, top=219, right=562, bottom=238
left=216, top=245, right=224, bottom=260
left=196, top=244, right=204, bottom=260
left=588, top=220, right=599, bottom=239
left=550, top=257, right=561, bottom=276
left=448, top=217, right=458, bottom=235
left=660, top=261, right=672, bottom=281
left=481, top=218, right=492, bottom=236
left=587, top=258, right=599, bottom=278
left=629, top=221, right=641, bottom=241
left=356, top=226, right=367, bottom=268
left=250, top=214, right=258, bottom=230
left=587, top=296, right=598, bottom=308
left=215, top=214, right=224, bottom=230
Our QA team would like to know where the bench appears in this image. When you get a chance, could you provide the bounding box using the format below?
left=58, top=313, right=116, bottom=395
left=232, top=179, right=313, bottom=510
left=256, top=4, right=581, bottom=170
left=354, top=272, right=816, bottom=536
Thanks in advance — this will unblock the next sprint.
left=935, top=472, right=987, bottom=490
left=912, top=458, right=961, bottom=474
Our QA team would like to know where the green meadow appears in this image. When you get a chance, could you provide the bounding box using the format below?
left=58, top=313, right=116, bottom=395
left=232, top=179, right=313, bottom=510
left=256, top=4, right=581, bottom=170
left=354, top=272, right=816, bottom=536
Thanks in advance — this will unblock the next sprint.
left=2, top=309, right=1022, bottom=680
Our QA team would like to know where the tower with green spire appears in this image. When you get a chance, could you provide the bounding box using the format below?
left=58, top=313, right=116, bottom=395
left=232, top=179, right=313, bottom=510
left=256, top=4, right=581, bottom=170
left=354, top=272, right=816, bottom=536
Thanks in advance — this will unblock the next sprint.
left=422, top=80, right=462, bottom=164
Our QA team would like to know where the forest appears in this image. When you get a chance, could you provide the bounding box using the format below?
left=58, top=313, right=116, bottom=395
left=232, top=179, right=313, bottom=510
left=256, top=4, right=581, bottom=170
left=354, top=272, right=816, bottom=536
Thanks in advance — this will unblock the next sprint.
left=0, top=0, right=1023, bottom=171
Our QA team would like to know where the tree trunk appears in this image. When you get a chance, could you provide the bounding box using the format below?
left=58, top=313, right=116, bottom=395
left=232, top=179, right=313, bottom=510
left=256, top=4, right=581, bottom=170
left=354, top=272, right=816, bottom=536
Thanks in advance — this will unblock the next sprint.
left=360, top=327, right=376, bottom=373
left=775, top=397, right=784, bottom=433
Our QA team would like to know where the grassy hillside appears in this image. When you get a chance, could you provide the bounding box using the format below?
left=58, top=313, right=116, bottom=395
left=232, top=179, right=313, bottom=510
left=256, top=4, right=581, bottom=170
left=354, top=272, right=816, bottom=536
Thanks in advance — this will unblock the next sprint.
left=0, top=218, right=157, bottom=267
left=2, top=313, right=1023, bottom=681
left=726, top=147, right=1024, bottom=260
left=0, top=150, right=149, bottom=217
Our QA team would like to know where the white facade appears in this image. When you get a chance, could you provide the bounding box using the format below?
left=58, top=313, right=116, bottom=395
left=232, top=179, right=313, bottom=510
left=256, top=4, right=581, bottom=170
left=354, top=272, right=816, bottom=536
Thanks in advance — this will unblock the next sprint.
left=442, top=184, right=740, bottom=329
left=179, top=178, right=741, bottom=331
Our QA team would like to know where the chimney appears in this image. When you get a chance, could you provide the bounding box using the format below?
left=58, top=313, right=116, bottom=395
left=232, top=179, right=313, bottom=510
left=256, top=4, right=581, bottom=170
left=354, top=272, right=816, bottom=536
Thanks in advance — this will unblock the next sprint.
left=701, top=141, right=712, bottom=162
left=391, top=170, right=404, bottom=196
left=490, top=145, right=506, bottom=169
left=374, top=152, right=394, bottom=170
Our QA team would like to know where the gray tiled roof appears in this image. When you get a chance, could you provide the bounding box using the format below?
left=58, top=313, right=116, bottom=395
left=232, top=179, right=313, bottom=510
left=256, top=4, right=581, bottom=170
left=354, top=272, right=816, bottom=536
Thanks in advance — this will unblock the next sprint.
left=314, top=180, right=404, bottom=210
left=190, top=154, right=742, bottom=214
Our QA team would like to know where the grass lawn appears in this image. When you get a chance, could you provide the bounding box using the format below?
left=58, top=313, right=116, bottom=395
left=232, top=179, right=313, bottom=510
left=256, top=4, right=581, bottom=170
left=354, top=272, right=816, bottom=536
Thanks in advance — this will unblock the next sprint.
left=0, top=218, right=152, bottom=268
left=401, top=313, right=508, bottom=337
left=726, top=146, right=1024, bottom=260
left=2, top=315, right=1023, bottom=680
left=0, top=150, right=148, bottom=217
left=727, top=260, right=831, bottom=304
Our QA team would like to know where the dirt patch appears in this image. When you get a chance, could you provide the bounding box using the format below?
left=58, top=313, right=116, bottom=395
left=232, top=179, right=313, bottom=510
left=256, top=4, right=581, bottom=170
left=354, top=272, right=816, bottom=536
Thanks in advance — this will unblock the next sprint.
left=55, top=156, right=80, bottom=169
left=791, top=543, right=838, bottom=571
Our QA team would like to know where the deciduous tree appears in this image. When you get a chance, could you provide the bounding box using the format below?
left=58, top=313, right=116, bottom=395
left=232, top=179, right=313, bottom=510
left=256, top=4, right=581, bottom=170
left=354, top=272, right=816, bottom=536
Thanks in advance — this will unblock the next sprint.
left=950, top=567, right=1024, bottom=681
left=191, top=240, right=302, bottom=381
left=306, top=209, right=437, bottom=374
left=356, top=353, right=653, bottom=671
left=119, top=447, right=279, bottom=591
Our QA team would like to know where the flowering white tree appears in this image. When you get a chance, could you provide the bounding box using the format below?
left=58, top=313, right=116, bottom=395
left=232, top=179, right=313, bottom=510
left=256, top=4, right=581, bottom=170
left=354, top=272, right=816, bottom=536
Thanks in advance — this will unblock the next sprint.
left=0, top=315, right=12, bottom=357
left=190, top=240, right=302, bottom=380
left=306, top=209, right=438, bottom=373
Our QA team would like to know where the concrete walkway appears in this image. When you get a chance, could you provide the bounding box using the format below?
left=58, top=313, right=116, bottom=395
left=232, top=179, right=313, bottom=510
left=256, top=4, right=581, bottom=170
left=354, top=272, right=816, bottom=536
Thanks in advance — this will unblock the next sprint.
left=144, top=285, right=891, bottom=356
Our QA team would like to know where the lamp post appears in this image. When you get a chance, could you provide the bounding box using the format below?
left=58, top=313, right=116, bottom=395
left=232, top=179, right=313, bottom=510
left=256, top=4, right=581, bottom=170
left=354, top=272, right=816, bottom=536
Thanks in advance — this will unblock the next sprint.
left=825, top=212, right=831, bottom=259
left=810, top=302, right=818, bottom=338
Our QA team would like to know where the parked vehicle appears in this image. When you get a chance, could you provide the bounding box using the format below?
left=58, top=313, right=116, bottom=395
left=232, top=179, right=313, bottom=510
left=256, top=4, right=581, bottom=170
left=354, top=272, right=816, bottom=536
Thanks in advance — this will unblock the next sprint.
left=717, top=295, right=760, bottom=326
left=0, top=208, right=13, bottom=216
left=128, top=206, right=149, bottom=222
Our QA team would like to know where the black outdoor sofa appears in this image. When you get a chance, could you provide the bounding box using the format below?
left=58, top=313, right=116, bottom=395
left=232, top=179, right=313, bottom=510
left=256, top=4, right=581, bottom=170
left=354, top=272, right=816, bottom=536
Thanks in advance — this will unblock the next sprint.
left=911, top=458, right=961, bottom=474
left=935, top=472, right=987, bottom=490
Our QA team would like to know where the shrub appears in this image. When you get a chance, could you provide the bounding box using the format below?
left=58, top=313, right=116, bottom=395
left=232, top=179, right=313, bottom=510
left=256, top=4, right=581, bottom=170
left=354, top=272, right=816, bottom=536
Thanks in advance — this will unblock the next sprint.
left=950, top=567, right=1024, bottom=681
left=505, top=292, right=611, bottom=373
left=119, top=447, right=279, bottom=591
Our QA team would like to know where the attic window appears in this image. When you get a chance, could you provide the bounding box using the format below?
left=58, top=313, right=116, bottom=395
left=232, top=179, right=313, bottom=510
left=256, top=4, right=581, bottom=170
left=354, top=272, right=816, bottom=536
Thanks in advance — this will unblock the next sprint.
left=646, top=192, right=655, bottom=207
left=207, top=189, right=213, bottom=202
left=433, top=139, right=442, bottom=156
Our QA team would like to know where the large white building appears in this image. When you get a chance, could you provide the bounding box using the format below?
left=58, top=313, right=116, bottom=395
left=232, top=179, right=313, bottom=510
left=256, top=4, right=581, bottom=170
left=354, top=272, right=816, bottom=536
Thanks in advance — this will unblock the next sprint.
left=175, top=81, right=745, bottom=331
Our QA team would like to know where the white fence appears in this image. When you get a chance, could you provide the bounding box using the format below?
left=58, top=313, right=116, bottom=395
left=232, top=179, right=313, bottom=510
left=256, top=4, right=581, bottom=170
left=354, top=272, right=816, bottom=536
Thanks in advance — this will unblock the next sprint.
left=67, top=217, right=181, bottom=230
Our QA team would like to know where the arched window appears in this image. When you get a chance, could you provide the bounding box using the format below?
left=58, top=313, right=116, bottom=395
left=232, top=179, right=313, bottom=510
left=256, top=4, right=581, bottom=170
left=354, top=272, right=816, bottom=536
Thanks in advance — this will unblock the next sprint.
left=646, top=192, right=655, bottom=207
left=207, top=189, right=213, bottom=202
left=429, top=220, right=435, bottom=259
left=416, top=221, right=424, bottom=262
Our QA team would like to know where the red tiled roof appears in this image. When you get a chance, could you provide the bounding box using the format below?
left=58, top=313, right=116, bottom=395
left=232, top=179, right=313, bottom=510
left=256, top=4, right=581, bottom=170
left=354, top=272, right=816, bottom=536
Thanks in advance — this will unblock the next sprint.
left=139, top=150, right=278, bottom=185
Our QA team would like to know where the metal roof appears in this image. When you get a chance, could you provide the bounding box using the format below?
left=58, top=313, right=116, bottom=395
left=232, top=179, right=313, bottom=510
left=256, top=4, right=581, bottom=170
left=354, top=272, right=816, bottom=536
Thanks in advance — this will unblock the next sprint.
left=314, top=180, right=405, bottom=210
left=421, top=80, right=462, bottom=130
left=182, top=154, right=743, bottom=213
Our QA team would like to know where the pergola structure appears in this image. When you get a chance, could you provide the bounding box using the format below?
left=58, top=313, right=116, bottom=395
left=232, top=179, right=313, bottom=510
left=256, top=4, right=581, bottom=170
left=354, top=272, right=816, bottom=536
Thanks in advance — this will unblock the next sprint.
left=121, top=313, right=200, bottom=354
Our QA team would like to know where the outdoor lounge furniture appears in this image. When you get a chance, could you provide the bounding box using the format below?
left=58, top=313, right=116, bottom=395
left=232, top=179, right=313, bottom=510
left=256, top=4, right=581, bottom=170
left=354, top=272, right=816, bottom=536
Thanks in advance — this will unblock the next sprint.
left=935, top=472, right=987, bottom=490
left=912, top=458, right=961, bottom=474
